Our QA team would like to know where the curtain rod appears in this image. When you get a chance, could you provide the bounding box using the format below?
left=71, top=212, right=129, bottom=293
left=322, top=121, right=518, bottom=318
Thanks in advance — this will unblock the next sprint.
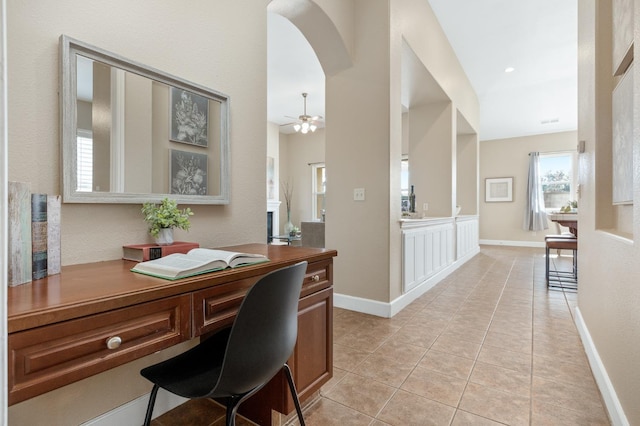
left=307, top=161, right=324, bottom=166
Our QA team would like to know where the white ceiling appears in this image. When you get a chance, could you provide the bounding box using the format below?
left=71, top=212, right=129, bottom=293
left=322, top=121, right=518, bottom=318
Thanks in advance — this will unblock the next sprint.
left=267, top=12, right=325, bottom=134
left=267, top=1, right=578, bottom=141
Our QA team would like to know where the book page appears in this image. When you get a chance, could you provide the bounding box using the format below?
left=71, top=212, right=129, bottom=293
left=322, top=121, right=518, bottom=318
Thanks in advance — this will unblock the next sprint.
left=186, top=248, right=242, bottom=264
left=186, top=248, right=267, bottom=264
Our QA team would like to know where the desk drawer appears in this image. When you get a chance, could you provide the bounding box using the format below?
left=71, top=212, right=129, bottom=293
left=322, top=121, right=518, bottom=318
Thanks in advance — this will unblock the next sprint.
left=8, top=295, right=190, bottom=405
left=301, top=259, right=332, bottom=297
left=194, top=260, right=333, bottom=337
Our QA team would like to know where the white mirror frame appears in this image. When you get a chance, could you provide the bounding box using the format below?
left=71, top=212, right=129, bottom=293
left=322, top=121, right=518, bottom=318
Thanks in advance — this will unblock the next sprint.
left=60, top=35, right=230, bottom=204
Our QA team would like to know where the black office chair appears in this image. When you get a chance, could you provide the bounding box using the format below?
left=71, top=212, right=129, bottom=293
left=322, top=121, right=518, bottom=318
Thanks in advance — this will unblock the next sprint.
left=140, top=261, right=308, bottom=426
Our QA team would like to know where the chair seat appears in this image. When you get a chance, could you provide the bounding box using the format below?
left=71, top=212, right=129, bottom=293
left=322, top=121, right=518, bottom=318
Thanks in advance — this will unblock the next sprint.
left=545, top=238, right=578, bottom=291
left=141, top=328, right=229, bottom=398
left=545, top=232, right=575, bottom=240
left=546, top=238, right=577, bottom=250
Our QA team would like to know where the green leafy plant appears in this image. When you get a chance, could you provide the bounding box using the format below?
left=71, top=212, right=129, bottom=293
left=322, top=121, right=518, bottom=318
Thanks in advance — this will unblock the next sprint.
left=141, top=198, right=193, bottom=237
left=560, top=200, right=578, bottom=213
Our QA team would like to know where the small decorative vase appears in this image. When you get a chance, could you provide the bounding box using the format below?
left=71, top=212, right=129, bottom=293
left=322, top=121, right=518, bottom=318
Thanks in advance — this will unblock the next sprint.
left=284, top=211, right=294, bottom=236
left=155, top=228, right=174, bottom=245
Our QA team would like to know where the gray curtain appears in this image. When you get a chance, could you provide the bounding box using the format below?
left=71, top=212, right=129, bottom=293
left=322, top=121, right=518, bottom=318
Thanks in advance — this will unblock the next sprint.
left=523, top=152, right=548, bottom=231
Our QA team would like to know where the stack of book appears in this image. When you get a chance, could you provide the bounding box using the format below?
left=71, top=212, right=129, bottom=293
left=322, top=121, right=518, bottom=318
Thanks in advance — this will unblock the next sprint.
left=122, top=241, right=200, bottom=262
left=8, top=182, right=61, bottom=286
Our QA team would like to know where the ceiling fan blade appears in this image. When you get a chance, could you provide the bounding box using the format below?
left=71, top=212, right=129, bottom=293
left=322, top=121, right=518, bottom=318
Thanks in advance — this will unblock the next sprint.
left=284, top=115, right=300, bottom=121
left=279, top=122, right=297, bottom=127
left=310, top=115, right=323, bottom=121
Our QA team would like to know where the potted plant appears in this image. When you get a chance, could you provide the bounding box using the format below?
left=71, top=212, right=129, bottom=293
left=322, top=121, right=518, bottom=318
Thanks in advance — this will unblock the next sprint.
left=560, top=200, right=578, bottom=213
left=141, top=198, right=193, bottom=245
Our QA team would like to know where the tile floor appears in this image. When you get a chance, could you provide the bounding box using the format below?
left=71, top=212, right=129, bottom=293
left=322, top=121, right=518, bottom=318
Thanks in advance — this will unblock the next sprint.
left=152, top=246, right=610, bottom=425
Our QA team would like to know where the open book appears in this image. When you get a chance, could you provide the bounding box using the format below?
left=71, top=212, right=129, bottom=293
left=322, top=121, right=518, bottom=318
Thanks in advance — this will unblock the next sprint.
left=131, top=248, right=269, bottom=280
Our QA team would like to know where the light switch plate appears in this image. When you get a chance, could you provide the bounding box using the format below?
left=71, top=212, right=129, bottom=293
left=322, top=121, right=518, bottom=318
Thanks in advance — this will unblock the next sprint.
left=354, top=188, right=365, bottom=201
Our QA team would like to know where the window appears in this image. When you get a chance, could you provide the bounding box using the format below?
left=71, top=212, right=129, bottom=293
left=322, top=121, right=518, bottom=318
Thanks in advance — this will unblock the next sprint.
left=311, top=163, right=326, bottom=221
left=76, top=129, right=93, bottom=192
left=539, top=152, right=577, bottom=211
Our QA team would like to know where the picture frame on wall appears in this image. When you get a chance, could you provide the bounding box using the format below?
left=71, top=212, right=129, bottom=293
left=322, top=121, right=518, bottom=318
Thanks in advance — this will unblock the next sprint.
left=612, top=63, right=634, bottom=205
left=170, top=149, right=208, bottom=195
left=485, top=177, right=513, bottom=202
left=170, top=87, right=209, bottom=147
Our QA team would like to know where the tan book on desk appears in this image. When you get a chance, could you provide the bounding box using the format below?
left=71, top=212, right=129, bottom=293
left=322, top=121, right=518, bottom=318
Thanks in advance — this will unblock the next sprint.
left=131, top=248, right=269, bottom=280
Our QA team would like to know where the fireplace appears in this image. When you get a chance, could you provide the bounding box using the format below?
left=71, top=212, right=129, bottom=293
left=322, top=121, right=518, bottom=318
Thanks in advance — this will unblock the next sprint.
left=267, top=200, right=280, bottom=244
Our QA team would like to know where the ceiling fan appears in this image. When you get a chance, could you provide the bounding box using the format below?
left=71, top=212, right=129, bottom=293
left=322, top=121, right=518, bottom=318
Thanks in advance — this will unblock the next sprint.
left=282, top=92, right=323, bottom=133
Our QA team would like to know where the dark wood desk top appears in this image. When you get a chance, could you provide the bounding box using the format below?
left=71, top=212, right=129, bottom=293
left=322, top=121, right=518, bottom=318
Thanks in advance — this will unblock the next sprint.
left=8, top=243, right=337, bottom=333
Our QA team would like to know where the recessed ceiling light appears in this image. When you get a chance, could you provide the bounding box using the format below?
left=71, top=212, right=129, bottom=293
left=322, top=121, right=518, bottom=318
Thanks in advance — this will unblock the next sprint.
left=504, top=67, right=515, bottom=73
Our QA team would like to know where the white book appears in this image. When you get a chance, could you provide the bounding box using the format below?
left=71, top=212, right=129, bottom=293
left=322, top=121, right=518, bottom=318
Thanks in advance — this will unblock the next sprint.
left=131, top=248, right=269, bottom=280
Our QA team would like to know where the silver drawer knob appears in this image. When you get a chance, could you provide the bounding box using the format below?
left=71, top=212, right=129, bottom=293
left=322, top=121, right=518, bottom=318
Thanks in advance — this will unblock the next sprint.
left=311, top=275, right=320, bottom=282
left=106, top=336, right=122, bottom=350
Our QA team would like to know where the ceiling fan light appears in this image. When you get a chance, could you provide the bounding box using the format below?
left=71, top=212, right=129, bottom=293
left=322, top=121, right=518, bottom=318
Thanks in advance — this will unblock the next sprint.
left=301, top=122, right=310, bottom=132
left=293, top=123, right=301, bottom=132
left=310, top=124, right=317, bottom=132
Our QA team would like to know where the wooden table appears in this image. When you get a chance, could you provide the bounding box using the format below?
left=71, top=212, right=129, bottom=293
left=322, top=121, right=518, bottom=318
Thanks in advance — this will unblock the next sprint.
left=7, top=244, right=337, bottom=425
left=549, top=212, right=578, bottom=236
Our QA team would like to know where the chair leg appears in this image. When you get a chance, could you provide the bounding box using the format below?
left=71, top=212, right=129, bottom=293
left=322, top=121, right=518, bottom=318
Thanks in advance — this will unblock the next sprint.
left=284, top=363, right=306, bottom=426
left=225, top=395, right=246, bottom=426
left=143, top=384, right=160, bottom=426
left=545, top=245, right=550, bottom=287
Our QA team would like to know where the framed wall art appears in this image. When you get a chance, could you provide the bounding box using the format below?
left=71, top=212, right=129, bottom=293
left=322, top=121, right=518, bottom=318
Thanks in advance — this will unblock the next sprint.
left=170, top=87, right=209, bottom=147
left=170, top=149, right=208, bottom=195
left=485, top=177, right=513, bottom=202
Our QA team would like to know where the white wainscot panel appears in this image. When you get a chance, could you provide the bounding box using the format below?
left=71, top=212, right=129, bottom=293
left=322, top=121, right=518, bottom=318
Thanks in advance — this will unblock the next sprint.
left=456, top=216, right=479, bottom=260
left=402, top=218, right=454, bottom=293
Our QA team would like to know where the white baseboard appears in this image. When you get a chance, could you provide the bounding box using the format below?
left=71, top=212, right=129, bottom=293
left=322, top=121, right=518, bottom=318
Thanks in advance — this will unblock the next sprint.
left=574, top=307, right=629, bottom=426
left=80, top=389, right=187, bottom=426
left=479, top=239, right=545, bottom=248
left=334, top=246, right=480, bottom=318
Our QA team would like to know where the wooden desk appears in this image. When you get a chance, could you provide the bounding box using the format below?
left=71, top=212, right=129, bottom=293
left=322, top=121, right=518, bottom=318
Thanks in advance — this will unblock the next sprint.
left=7, top=244, right=336, bottom=424
left=549, top=213, right=578, bottom=236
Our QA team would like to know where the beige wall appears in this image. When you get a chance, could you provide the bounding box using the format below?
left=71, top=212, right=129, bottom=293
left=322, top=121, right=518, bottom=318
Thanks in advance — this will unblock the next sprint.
left=323, top=0, right=479, bottom=304
left=7, top=0, right=268, bottom=423
left=8, top=0, right=269, bottom=266
left=578, top=1, right=640, bottom=423
left=280, top=129, right=325, bottom=232
left=479, top=131, right=577, bottom=245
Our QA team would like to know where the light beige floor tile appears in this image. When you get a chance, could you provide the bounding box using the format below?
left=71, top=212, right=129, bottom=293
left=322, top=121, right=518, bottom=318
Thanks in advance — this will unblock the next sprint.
left=459, top=382, right=530, bottom=426
left=373, top=338, right=428, bottom=365
left=352, top=351, right=415, bottom=387
left=430, top=335, right=482, bottom=360
left=377, top=389, right=455, bottom=426
left=531, top=399, right=610, bottom=425
left=532, top=376, right=607, bottom=419
left=401, top=365, right=467, bottom=406
left=451, top=410, right=505, bottom=425
left=334, top=330, right=390, bottom=353
left=320, top=367, right=347, bottom=395
left=469, top=361, right=531, bottom=397
left=323, top=373, right=395, bottom=417
left=476, top=344, right=532, bottom=373
left=418, top=349, right=475, bottom=380
left=333, top=343, right=370, bottom=371
left=296, top=398, right=373, bottom=426
left=533, top=354, right=598, bottom=390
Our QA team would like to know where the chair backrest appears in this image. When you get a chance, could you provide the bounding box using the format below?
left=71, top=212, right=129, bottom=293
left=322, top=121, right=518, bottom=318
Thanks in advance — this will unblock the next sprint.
left=301, top=221, right=325, bottom=248
left=214, top=261, right=307, bottom=395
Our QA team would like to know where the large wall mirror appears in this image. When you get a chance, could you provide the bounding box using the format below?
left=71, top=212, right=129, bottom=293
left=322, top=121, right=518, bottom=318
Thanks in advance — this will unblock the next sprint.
left=60, top=35, right=230, bottom=204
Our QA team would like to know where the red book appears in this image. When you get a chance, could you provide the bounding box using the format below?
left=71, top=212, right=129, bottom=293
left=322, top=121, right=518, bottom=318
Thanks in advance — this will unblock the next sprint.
left=122, top=241, right=200, bottom=262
